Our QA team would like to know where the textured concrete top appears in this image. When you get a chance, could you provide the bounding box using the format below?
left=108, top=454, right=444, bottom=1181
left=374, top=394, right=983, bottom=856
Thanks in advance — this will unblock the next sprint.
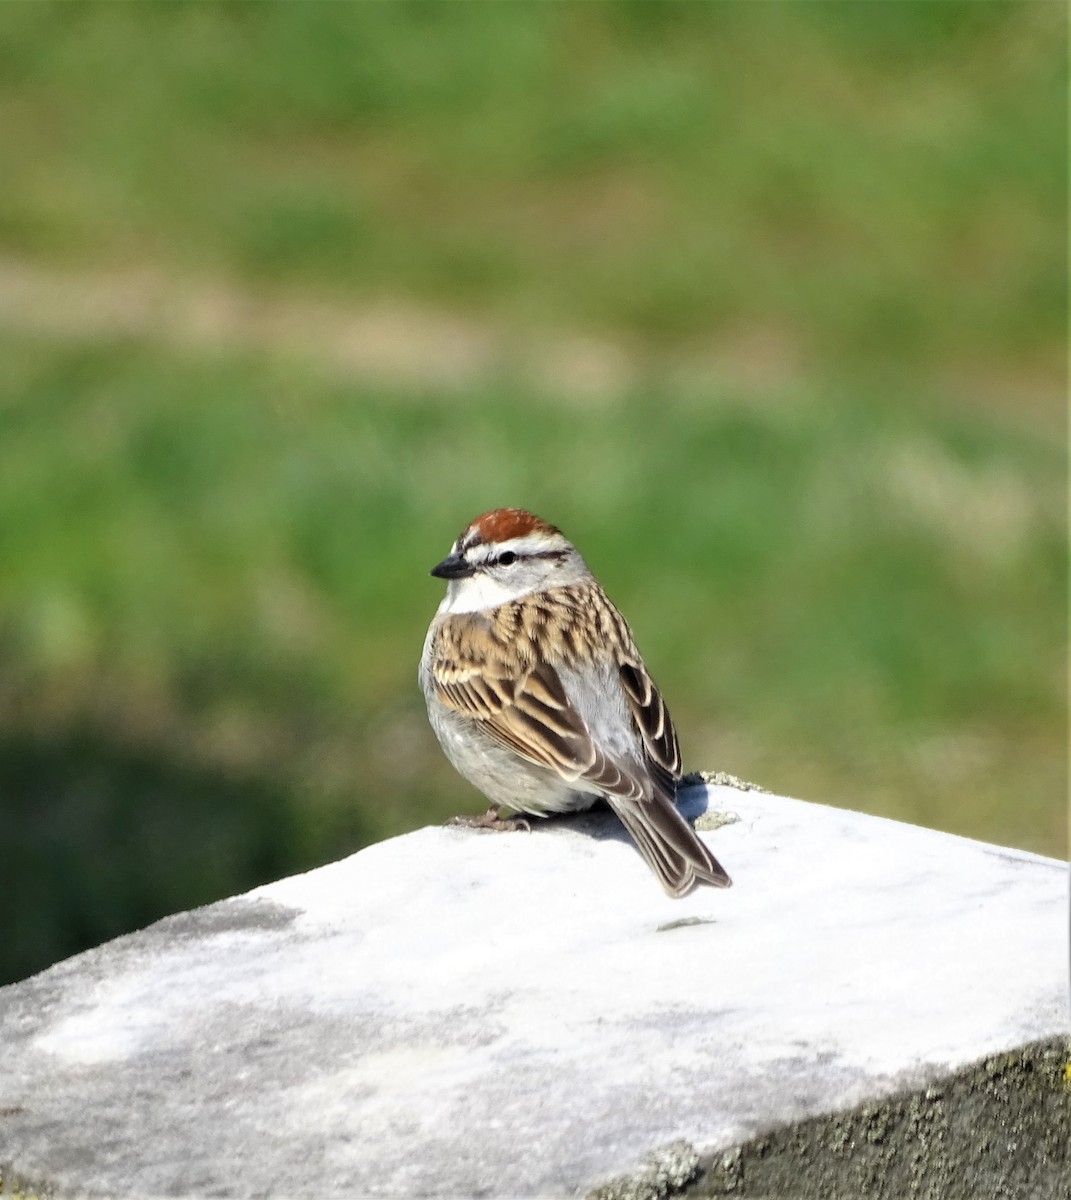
left=0, top=784, right=1066, bottom=1198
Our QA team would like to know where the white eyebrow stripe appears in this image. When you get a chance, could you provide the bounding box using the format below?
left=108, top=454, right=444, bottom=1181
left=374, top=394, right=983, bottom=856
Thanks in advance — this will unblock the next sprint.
left=466, top=531, right=567, bottom=562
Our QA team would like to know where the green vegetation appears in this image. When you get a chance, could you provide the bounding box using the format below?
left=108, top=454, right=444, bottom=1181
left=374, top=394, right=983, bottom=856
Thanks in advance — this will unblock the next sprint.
left=0, top=2, right=1064, bottom=984
left=0, top=2, right=1063, bottom=369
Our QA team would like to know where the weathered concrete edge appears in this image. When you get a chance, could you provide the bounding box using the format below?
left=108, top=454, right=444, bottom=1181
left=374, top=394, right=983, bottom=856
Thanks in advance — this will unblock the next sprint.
left=2, top=1038, right=1068, bottom=1200
left=587, top=1036, right=1071, bottom=1200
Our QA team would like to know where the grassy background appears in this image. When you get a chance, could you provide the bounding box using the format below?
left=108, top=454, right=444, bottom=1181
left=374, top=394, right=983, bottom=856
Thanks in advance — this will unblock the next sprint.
left=0, top=1, right=1065, bottom=985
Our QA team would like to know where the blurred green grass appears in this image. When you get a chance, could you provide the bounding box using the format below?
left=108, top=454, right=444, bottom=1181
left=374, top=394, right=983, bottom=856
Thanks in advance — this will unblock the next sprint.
left=0, top=2, right=1063, bottom=370
left=0, top=1, right=1064, bottom=983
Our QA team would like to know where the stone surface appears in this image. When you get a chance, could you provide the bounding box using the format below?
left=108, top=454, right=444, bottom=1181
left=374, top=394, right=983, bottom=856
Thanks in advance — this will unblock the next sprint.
left=0, top=784, right=1067, bottom=1198
left=694, top=1037, right=1070, bottom=1200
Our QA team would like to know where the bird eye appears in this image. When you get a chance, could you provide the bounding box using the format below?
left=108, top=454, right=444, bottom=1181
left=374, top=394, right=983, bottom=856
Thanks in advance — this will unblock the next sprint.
left=498, top=551, right=517, bottom=566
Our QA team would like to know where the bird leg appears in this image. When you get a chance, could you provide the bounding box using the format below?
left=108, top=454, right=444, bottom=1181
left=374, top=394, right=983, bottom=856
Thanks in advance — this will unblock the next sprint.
left=448, top=804, right=531, bottom=833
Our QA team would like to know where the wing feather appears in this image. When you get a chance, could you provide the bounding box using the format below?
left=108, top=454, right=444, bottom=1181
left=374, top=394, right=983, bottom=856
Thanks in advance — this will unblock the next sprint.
left=619, top=661, right=682, bottom=779
left=434, top=634, right=684, bottom=806
left=435, top=660, right=596, bottom=779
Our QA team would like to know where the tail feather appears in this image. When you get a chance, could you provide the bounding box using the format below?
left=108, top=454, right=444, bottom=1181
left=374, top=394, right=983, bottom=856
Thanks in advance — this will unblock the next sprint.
left=605, top=792, right=732, bottom=898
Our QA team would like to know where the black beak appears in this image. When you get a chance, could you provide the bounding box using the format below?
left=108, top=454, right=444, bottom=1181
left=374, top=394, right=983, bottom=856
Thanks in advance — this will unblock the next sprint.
left=430, top=553, right=473, bottom=580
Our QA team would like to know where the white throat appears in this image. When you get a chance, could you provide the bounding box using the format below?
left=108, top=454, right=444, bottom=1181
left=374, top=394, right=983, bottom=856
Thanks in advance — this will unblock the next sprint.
left=438, top=572, right=532, bottom=615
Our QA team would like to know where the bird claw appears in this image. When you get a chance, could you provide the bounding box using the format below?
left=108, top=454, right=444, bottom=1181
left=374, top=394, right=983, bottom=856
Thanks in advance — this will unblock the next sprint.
left=448, top=808, right=531, bottom=833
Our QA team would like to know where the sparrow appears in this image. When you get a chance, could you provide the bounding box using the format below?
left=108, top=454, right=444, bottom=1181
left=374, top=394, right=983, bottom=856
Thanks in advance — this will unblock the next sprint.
left=419, top=507, right=732, bottom=898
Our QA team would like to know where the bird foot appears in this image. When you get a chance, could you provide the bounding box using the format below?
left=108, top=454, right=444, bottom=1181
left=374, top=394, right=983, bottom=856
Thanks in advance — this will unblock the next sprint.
left=448, top=807, right=531, bottom=833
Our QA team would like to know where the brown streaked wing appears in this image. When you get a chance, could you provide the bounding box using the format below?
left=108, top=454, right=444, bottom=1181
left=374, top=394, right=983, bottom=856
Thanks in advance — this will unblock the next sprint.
left=440, top=672, right=517, bottom=721
left=434, top=659, right=587, bottom=776
left=582, top=744, right=647, bottom=802
left=434, top=657, right=654, bottom=799
left=618, top=661, right=683, bottom=779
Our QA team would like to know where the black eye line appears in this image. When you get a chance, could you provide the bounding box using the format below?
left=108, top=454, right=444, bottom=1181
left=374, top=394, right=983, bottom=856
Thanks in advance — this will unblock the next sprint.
left=483, top=548, right=565, bottom=570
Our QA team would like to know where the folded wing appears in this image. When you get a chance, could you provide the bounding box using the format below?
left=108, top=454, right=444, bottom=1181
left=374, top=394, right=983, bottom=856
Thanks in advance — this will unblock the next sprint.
left=433, top=651, right=731, bottom=896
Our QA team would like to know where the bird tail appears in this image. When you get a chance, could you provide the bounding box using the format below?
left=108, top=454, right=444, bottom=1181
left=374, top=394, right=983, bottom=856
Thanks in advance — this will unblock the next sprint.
left=605, top=792, right=732, bottom=898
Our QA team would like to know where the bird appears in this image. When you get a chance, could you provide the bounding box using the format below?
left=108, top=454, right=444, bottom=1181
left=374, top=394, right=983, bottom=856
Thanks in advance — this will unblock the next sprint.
left=419, top=507, right=732, bottom=898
